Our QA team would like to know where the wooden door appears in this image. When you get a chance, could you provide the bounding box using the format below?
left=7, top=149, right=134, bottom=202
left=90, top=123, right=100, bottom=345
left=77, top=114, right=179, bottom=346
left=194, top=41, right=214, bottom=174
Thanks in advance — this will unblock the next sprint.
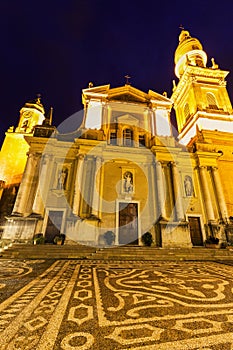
left=119, top=203, right=138, bottom=245
left=45, top=211, right=63, bottom=243
left=188, top=217, right=203, bottom=246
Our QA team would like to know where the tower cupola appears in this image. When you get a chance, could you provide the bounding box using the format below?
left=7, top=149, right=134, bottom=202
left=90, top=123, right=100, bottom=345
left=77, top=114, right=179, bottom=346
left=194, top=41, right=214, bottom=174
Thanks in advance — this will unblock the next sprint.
left=16, top=95, right=45, bottom=133
left=174, top=30, right=207, bottom=78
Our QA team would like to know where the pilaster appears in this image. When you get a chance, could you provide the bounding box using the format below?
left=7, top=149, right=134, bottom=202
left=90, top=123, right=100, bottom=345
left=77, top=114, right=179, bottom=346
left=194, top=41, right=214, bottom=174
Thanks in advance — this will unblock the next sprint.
left=32, top=154, right=52, bottom=216
left=73, top=154, right=85, bottom=216
left=91, top=156, right=102, bottom=217
left=12, top=152, right=41, bottom=215
left=170, top=162, right=184, bottom=221
left=156, top=161, right=167, bottom=220
left=198, top=166, right=215, bottom=222
left=211, top=166, right=228, bottom=221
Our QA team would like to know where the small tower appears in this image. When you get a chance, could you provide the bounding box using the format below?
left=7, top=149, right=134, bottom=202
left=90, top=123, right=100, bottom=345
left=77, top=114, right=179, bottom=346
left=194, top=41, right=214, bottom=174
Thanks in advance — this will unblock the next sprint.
left=171, top=29, right=233, bottom=145
left=0, top=95, right=45, bottom=185
left=174, top=29, right=207, bottom=78
left=15, top=95, right=45, bottom=133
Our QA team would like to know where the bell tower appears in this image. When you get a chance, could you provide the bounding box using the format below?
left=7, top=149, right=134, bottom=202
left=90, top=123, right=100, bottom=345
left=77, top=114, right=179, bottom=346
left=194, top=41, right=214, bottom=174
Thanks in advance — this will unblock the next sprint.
left=15, top=95, right=45, bottom=133
left=0, top=95, right=45, bottom=185
left=171, top=29, right=233, bottom=145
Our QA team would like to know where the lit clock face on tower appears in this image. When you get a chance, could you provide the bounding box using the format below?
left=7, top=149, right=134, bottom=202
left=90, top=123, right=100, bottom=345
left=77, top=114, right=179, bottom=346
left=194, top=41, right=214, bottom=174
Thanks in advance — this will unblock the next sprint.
left=21, top=111, right=33, bottom=130
left=21, top=110, right=33, bottom=129
left=22, top=110, right=33, bottom=118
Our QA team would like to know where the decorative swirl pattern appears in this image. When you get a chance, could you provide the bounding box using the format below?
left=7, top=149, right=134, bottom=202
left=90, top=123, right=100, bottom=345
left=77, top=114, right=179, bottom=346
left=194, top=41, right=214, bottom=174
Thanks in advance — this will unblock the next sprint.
left=0, top=260, right=233, bottom=349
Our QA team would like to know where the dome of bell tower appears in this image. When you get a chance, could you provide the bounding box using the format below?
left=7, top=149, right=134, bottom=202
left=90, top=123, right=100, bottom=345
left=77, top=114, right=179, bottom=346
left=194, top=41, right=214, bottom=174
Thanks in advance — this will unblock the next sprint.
left=174, top=29, right=207, bottom=78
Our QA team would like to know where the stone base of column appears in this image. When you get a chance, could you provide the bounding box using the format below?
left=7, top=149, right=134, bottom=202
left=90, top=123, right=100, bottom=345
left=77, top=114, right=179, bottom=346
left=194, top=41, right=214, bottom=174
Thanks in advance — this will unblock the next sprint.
left=156, top=215, right=169, bottom=223
left=207, top=220, right=219, bottom=237
left=10, top=212, right=23, bottom=217
left=225, top=224, right=233, bottom=244
left=27, top=212, right=43, bottom=219
left=218, top=224, right=228, bottom=244
left=2, top=217, right=38, bottom=241
left=206, top=220, right=228, bottom=245
left=159, top=221, right=192, bottom=248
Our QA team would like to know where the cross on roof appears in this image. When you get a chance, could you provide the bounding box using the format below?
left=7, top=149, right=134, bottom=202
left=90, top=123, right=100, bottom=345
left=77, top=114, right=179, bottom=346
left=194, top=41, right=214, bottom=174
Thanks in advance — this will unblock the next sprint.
left=36, top=93, right=42, bottom=102
left=124, top=75, right=131, bottom=85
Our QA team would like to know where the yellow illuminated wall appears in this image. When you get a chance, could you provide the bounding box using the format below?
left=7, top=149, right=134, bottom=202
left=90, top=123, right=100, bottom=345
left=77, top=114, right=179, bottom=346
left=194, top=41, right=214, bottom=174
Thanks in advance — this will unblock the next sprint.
left=0, top=97, right=45, bottom=185
left=0, top=131, right=31, bottom=184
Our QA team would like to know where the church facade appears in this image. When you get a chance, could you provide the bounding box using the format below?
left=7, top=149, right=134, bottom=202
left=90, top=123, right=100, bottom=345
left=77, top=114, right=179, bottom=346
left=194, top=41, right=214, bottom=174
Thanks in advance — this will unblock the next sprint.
left=1, top=30, right=233, bottom=247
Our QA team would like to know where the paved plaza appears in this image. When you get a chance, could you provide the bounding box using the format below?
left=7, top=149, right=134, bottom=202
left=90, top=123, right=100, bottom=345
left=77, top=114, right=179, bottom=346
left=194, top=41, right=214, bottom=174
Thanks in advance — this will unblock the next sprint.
left=1, top=258, right=233, bottom=349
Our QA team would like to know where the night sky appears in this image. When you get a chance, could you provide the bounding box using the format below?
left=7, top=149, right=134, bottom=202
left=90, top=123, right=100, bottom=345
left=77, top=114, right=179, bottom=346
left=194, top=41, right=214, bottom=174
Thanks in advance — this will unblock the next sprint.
left=1, top=0, right=233, bottom=144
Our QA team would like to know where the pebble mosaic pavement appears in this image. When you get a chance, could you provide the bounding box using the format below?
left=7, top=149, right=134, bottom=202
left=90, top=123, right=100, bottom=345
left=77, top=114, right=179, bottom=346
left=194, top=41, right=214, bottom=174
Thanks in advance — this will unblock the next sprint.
left=1, top=259, right=233, bottom=349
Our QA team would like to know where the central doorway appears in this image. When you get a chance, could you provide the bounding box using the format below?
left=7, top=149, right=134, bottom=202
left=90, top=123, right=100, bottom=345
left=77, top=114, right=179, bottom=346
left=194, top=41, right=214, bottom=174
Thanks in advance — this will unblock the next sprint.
left=118, top=202, right=138, bottom=245
left=45, top=210, right=64, bottom=243
left=188, top=216, right=203, bottom=246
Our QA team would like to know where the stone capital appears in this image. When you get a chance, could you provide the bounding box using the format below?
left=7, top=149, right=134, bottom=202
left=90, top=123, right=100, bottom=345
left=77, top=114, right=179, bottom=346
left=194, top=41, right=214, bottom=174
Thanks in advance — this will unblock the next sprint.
left=27, top=152, right=41, bottom=160
left=77, top=153, right=85, bottom=160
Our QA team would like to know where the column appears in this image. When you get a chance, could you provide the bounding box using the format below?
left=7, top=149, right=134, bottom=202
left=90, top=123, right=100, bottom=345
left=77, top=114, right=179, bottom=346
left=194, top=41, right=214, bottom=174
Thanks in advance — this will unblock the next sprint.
left=199, top=166, right=215, bottom=221
left=151, top=110, right=156, bottom=136
left=117, top=126, right=122, bottom=146
left=12, top=152, right=41, bottom=215
left=211, top=166, right=228, bottom=220
left=133, top=127, right=139, bottom=147
left=73, top=154, right=85, bottom=216
left=156, top=161, right=167, bottom=219
left=150, top=163, right=157, bottom=218
left=32, top=154, right=51, bottom=216
left=102, top=103, right=108, bottom=131
left=91, top=156, right=102, bottom=217
left=171, top=162, right=184, bottom=221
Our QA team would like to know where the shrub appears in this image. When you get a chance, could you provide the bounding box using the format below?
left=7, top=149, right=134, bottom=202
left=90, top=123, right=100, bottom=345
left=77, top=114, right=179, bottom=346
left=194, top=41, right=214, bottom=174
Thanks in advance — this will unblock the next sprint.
left=104, top=231, right=115, bottom=246
left=54, top=235, right=63, bottom=245
left=33, top=233, right=45, bottom=245
left=142, top=232, right=153, bottom=246
left=205, top=236, right=219, bottom=245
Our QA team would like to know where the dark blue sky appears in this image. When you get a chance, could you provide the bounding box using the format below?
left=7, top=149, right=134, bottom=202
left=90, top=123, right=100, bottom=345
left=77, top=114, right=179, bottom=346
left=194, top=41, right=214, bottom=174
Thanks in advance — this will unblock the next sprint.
left=1, top=0, right=233, bottom=143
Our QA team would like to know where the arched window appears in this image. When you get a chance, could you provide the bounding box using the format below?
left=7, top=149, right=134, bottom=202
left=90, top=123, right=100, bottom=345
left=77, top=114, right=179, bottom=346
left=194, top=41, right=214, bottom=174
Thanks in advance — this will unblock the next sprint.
left=207, top=92, right=218, bottom=109
left=195, top=56, right=204, bottom=67
left=123, top=128, right=133, bottom=147
left=184, top=103, right=190, bottom=121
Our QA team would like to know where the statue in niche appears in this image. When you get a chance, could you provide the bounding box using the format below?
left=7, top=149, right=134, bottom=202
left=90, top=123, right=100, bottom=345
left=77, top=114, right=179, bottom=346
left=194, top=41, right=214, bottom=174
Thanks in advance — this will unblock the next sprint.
left=57, top=167, right=68, bottom=190
left=184, top=175, right=193, bottom=197
left=123, top=171, right=134, bottom=193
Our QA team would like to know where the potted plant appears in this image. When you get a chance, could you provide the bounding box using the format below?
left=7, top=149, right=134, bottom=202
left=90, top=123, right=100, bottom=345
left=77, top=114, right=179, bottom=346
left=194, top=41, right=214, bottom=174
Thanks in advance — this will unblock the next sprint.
left=227, top=242, right=233, bottom=250
left=104, top=231, right=115, bottom=246
left=33, top=233, right=45, bottom=245
left=54, top=235, right=63, bottom=245
left=141, top=232, right=153, bottom=247
left=204, top=236, right=219, bottom=248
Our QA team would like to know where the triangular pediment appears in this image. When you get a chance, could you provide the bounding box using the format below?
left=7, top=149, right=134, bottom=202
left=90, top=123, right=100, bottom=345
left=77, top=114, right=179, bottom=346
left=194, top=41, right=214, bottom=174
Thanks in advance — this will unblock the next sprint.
left=83, top=84, right=110, bottom=95
left=108, top=85, right=150, bottom=104
left=82, top=83, right=173, bottom=107
left=148, top=89, right=173, bottom=104
left=117, top=114, right=139, bottom=126
left=82, top=84, right=110, bottom=104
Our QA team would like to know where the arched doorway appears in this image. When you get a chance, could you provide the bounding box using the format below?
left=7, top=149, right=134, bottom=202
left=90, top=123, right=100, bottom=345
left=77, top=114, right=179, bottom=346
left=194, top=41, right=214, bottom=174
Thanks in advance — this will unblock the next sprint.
left=118, top=202, right=138, bottom=245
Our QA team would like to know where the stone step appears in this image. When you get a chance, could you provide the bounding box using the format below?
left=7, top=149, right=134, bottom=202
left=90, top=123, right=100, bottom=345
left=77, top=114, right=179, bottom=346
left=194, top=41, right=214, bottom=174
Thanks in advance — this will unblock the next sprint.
left=90, top=250, right=233, bottom=261
left=0, top=243, right=96, bottom=259
left=1, top=243, right=233, bottom=261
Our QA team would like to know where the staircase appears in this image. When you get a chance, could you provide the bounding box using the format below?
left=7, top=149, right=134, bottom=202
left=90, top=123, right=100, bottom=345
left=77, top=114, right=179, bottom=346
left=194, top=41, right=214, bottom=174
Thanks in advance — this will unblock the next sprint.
left=0, top=243, right=96, bottom=259
left=1, top=243, right=233, bottom=261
